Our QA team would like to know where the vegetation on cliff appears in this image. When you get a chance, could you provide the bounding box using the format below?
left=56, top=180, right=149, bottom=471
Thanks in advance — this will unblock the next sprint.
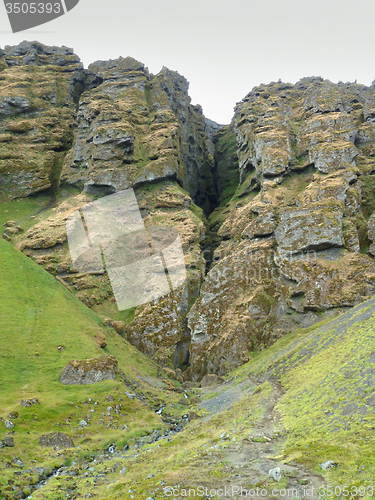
left=2, top=41, right=375, bottom=498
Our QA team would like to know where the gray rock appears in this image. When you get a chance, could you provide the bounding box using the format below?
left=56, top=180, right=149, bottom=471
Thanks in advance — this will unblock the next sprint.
left=4, top=41, right=82, bottom=69
left=275, top=203, right=344, bottom=254
left=60, top=355, right=118, bottom=385
left=20, top=399, right=32, bottom=407
left=119, top=467, right=127, bottom=475
left=80, top=420, right=88, bottom=428
left=268, top=467, right=283, bottom=481
left=4, top=420, right=14, bottom=429
left=0, top=96, right=31, bottom=117
left=13, top=458, right=24, bottom=467
left=2, top=436, right=14, bottom=447
left=38, top=432, right=74, bottom=448
left=320, top=460, right=337, bottom=471
left=125, top=392, right=136, bottom=399
left=200, top=374, right=223, bottom=387
left=368, top=214, right=375, bottom=256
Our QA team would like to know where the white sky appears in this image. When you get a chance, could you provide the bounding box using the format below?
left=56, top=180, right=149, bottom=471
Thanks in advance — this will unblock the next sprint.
left=1, top=0, right=375, bottom=124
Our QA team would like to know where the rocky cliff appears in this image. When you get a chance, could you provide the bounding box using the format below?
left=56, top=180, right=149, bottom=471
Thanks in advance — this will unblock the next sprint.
left=3, top=42, right=375, bottom=383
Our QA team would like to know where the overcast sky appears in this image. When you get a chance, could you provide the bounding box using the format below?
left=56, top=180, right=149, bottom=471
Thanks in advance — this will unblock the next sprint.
left=1, top=0, right=375, bottom=124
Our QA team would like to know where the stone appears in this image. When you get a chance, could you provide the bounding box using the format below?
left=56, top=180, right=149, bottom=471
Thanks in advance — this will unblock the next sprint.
left=110, top=321, right=126, bottom=335
left=200, top=374, right=223, bottom=387
left=368, top=214, right=375, bottom=256
left=13, top=457, right=24, bottom=467
left=20, top=400, right=32, bottom=407
left=4, top=47, right=375, bottom=389
left=274, top=202, right=344, bottom=254
left=0, top=42, right=84, bottom=200
left=80, top=420, right=89, bottom=428
left=178, top=398, right=189, bottom=406
left=119, top=467, right=127, bottom=475
left=162, top=368, right=179, bottom=381
left=105, top=395, right=114, bottom=402
left=4, top=420, right=14, bottom=429
left=268, top=467, right=283, bottom=481
left=7, top=412, right=18, bottom=419
left=38, top=432, right=74, bottom=448
left=60, top=355, right=118, bottom=385
left=187, top=411, right=200, bottom=421
left=2, top=436, right=14, bottom=447
left=125, top=392, right=136, bottom=399
left=320, top=460, right=337, bottom=471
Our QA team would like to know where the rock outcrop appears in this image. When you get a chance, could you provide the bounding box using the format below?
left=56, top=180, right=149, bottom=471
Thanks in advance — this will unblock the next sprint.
left=38, top=432, right=74, bottom=448
left=60, top=355, right=118, bottom=384
left=0, top=41, right=84, bottom=200
left=61, top=57, right=216, bottom=213
left=187, top=77, right=375, bottom=380
left=3, top=42, right=375, bottom=382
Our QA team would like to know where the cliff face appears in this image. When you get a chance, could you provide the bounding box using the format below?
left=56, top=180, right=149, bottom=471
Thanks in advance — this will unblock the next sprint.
left=3, top=42, right=375, bottom=382
left=0, top=41, right=84, bottom=199
left=62, top=57, right=216, bottom=214
left=187, top=77, right=375, bottom=380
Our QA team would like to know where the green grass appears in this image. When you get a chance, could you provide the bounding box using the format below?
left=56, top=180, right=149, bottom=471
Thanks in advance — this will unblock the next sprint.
left=0, top=238, right=186, bottom=497
left=214, top=125, right=240, bottom=206
left=231, top=296, right=375, bottom=489
left=0, top=186, right=81, bottom=235
left=0, top=238, right=105, bottom=391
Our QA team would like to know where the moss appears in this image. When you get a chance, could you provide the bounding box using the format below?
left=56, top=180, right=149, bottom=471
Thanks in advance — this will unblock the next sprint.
left=213, top=125, right=240, bottom=206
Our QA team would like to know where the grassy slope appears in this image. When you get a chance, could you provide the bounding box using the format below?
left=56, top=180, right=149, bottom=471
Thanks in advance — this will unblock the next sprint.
left=233, top=297, right=375, bottom=489
left=0, top=229, right=186, bottom=498
left=28, top=297, right=375, bottom=499
left=2, top=196, right=375, bottom=497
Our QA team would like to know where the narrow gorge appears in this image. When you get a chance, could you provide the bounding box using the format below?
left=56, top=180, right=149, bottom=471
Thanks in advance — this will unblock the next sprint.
left=2, top=41, right=375, bottom=498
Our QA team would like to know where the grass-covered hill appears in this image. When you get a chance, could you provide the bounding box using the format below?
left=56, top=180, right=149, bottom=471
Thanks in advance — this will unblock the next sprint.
left=2, top=206, right=375, bottom=498
left=0, top=198, right=194, bottom=499
left=2, top=42, right=375, bottom=499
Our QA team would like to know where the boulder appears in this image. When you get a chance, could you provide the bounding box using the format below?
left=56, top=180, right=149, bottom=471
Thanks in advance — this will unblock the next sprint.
left=274, top=201, right=344, bottom=254
left=38, top=432, right=74, bottom=448
left=268, top=467, right=283, bottom=481
left=320, top=460, right=337, bottom=471
left=368, top=214, right=375, bottom=256
left=1, top=436, right=14, bottom=447
left=200, top=374, right=223, bottom=387
left=60, top=355, right=118, bottom=385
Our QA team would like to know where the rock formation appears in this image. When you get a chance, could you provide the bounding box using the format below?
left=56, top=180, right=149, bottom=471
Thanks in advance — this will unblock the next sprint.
left=60, top=355, right=118, bottom=385
left=3, top=42, right=375, bottom=382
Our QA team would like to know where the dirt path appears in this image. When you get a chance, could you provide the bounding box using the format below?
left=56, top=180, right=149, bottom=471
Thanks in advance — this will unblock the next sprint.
left=198, top=378, right=326, bottom=499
